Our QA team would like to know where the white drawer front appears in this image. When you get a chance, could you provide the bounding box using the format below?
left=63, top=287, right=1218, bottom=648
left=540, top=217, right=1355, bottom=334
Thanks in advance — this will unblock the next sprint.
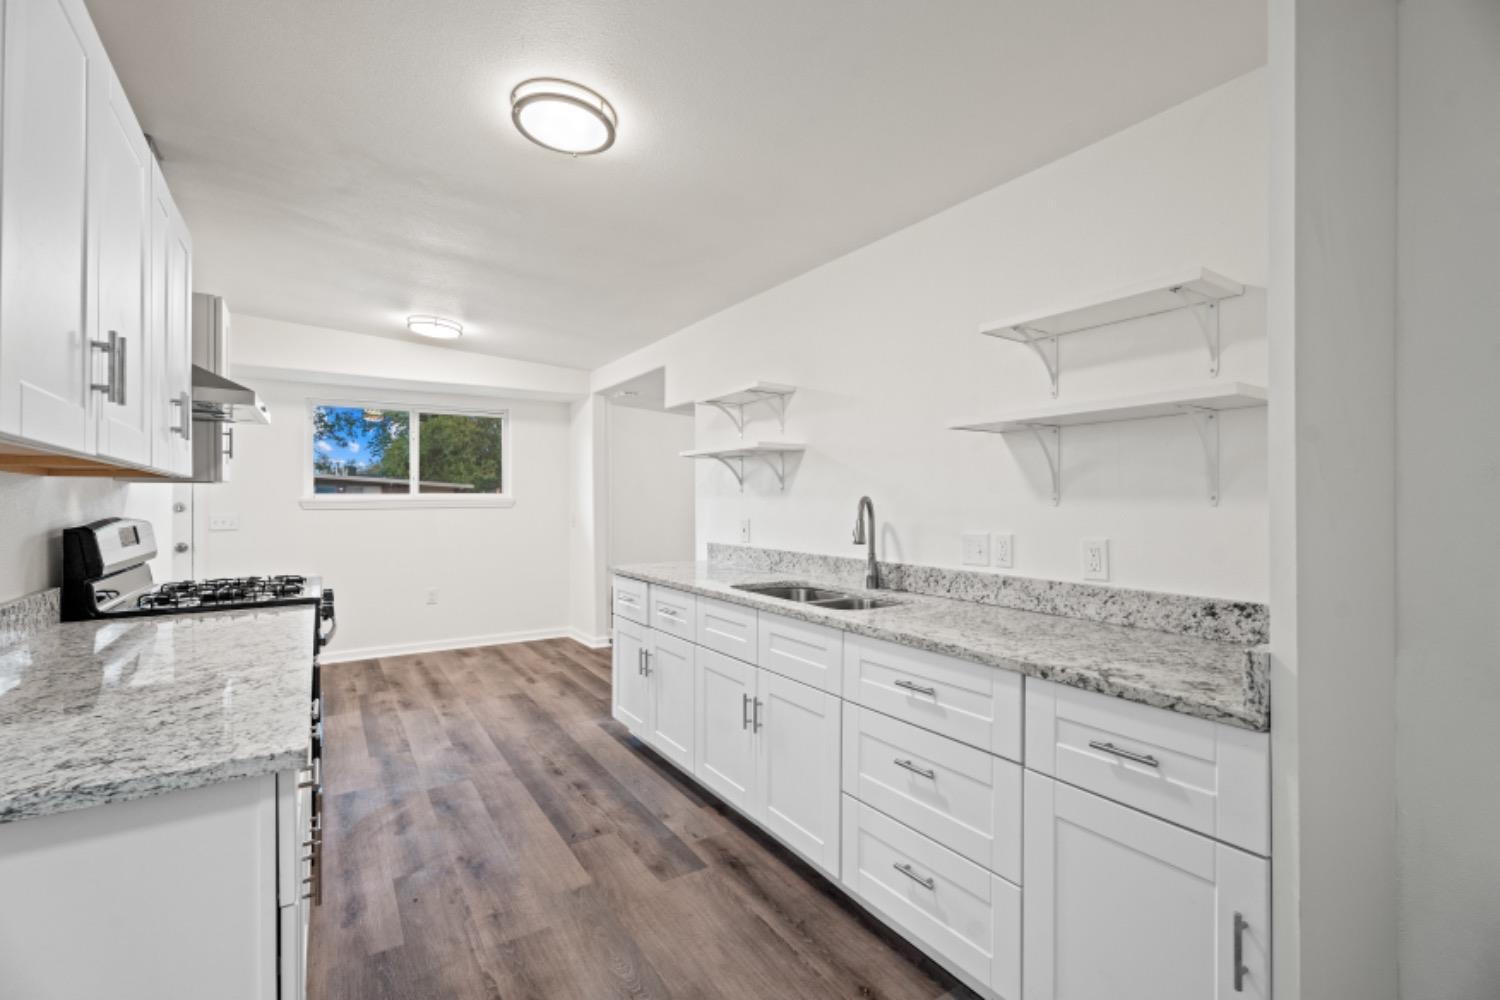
left=842, top=635, right=1023, bottom=762
left=758, top=612, right=844, bottom=694
left=842, top=704, right=1021, bottom=883
left=841, top=796, right=1020, bottom=998
left=695, top=596, right=758, bottom=662
left=612, top=575, right=649, bottom=626
left=1025, top=678, right=1270, bottom=856
left=648, top=586, right=697, bottom=640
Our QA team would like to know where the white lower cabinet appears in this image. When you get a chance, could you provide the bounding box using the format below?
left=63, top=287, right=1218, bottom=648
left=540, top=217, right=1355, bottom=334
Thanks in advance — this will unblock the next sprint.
left=694, top=647, right=757, bottom=812
left=842, top=795, right=1021, bottom=999
left=1023, top=771, right=1270, bottom=1000
left=646, top=630, right=695, bottom=770
left=611, top=619, right=651, bottom=732
left=753, top=667, right=841, bottom=877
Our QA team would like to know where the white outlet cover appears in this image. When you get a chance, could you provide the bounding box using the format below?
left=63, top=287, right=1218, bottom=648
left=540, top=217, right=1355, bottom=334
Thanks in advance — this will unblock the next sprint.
left=961, top=531, right=990, bottom=566
left=426, top=587, right=440, bottom=605
left=1081, top=537, right=1110, bottom=581
left=992, top=532, right=1014, bottom=569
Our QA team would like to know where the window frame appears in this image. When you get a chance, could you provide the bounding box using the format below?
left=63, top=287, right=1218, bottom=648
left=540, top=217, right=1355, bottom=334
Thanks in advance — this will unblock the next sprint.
left=299, top=397, right=514, bottom=509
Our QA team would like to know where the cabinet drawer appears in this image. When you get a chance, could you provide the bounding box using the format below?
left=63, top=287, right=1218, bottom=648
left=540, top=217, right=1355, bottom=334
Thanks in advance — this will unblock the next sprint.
left=842, top=704, right=1020, bottom=883
left=1025, top=678, right=1270, bottom=856
left=841, top=796, right=1020, bottom=998
left=648, top=586, right=697, bottom=640
left=612, top=575, right=649, bottom=625
left=695, top=596, right=758, bottom=662
left=843, top=635, right=1023, bottom=762
left=758, top=612, right=843, bottom=694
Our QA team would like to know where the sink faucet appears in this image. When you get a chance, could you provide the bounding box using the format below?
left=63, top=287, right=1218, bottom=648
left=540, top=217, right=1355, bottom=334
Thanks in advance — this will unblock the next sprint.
left=851, top=496, right=880, bottom=589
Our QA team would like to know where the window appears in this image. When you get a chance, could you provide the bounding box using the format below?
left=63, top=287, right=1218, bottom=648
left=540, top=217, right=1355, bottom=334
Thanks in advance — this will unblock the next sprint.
left=305, top=402, right=511, bottom=507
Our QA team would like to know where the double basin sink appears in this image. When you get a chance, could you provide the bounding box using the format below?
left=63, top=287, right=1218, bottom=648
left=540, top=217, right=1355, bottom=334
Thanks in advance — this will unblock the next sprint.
left=731, top=582, right=899, bottom=611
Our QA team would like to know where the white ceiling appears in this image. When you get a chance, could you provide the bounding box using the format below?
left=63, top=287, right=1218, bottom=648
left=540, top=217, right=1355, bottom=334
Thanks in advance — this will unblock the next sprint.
left=87, top=0, right=1265, bottom=371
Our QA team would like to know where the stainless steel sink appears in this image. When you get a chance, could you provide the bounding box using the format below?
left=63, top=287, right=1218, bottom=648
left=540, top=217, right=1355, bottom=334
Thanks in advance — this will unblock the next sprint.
left=732, top=583, right=847, bottom=603
left=807, top=597, right=899, bottom=611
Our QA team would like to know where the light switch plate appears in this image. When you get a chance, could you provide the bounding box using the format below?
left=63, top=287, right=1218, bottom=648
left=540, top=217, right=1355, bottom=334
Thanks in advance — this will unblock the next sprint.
left=208, top=514, right=239, bottom=531
left=992, top=532, right=1014, bottom=569
left=1081, top=537, right=1110, bottom=580
left=961, top=531, right=991, bottom=566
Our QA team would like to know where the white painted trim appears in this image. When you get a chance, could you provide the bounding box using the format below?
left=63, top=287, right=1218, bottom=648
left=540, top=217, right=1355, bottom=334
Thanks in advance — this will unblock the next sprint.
left=317, top=627, right=574, bottom=664
left=566, top=628, right=612, bottom=649
left=299, top=495, right=516, bottom=510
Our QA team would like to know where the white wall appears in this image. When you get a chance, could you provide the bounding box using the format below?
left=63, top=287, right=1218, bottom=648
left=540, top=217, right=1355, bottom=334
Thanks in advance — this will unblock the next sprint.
left=592, top=69, right=1270, bottom=601
left=193, top=379, right=572, bottom=660
left=607, top=403, right=695, bottom=567
left=1395, top=2, right=1500, bottom=996
left=567, top=396, right=610, bottom=646
left=0, top=475, right=175, bottom=605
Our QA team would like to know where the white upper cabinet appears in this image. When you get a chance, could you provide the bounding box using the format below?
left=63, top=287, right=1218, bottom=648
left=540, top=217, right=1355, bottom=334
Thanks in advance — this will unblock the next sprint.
left=0, top=0, right=191, bottom=475
left=91, top=64, right=153, bottom=466
left=0, top=0, right=96, bottom=454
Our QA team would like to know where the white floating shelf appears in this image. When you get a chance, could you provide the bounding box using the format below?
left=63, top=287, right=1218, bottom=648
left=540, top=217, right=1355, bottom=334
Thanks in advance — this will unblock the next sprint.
left=696, top=381, right=796, bottom=435
left=951, top=383, right=1267, bottom=506
left=978, top=268, right=1246, bottom=396
left=681, top=441, right=804, bottom=491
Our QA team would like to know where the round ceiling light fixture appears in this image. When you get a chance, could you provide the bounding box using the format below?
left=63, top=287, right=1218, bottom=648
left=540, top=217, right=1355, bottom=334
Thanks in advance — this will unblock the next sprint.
left=510, top=77, right=617, bottom=155
left=406, top=315, right=463, bottom=340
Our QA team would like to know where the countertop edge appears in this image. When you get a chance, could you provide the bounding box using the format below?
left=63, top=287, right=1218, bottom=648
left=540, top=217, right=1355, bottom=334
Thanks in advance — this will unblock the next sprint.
left=613, top=565, right=1270, bottom=733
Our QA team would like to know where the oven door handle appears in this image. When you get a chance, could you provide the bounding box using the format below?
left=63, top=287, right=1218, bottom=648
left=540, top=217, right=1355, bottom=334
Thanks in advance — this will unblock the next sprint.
left=319, top=615, right=337, bottom=649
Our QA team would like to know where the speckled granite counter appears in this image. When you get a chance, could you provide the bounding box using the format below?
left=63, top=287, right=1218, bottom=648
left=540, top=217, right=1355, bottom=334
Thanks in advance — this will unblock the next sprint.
left=0, top=605, right=316, bottom=823
left=614, top=562, right=1269, bottom=732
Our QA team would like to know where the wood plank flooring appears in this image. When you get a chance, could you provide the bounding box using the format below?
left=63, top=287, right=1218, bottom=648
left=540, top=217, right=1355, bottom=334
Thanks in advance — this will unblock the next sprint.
left=309, top=638, right=978, bottom=1000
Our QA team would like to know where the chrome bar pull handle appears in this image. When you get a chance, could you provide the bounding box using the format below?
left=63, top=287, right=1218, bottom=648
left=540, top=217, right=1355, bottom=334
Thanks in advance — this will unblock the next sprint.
left=894, top=758, right=936, bottom=780
left=1233, top=912, right=1249, bottom=991
left=222, top=425, right=235, bottom=460
left=90, top=331, right=120, bottom=401
left=1087, top=740, right=1160, bottom=768
left=742, top=692, right=752, bottom=730
left=752, top=697, right=763, bottom=732
left=893, top=862, right=935, bottom=890
left=172, top=391, right=192, bottom=439
left=112, top=335, right=127, bottom=405
left=893, top=678, right=937, bottom=697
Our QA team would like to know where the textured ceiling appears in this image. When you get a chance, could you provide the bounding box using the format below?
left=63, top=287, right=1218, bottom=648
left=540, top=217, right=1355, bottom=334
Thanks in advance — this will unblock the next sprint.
left=87, top=0, right=1265, bottom=370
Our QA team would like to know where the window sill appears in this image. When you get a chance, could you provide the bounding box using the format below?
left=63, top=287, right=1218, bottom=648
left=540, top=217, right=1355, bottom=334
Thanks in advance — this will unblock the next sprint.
left=299, top=495, right=516, bottom=510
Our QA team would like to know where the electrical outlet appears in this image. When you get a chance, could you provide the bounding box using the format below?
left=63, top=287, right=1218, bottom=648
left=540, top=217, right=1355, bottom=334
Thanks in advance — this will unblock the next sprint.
left=961, top=531, right=991, bottom=566
left=992, top=532, right=1014, bottom=569
left=426, top=587, right=440, bottom=606
left=1081, top=538, right=1110, bottom=581
left=208, top=514, right=239, bottom=531
left=739, top=519, right=752, bottom=544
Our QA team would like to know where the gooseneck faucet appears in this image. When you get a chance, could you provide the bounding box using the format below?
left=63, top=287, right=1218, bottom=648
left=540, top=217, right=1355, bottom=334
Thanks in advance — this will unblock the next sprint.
left=852, top=496, right=880, bottom=590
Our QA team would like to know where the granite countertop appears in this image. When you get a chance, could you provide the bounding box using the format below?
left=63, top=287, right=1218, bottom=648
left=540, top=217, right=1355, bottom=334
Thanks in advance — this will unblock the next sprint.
left=615, top=562, right=1269, bottom=732
left=0, top=606, right=316, bottom=824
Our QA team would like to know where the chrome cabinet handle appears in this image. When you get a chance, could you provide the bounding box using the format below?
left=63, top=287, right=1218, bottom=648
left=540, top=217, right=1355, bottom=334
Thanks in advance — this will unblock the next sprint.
left=642, top=650, right=651, bottom=677
left=894, top=758, right=936, bottom=780
left=636, top=648, right=644, bottom=675
left=893, top=861, right=935, bottom=890
left=113, top=335, right=127, bottom=405
left=656, top=607, right=681, bottom=620
left=1233, top=912, right=1249, bottom=991
left=752, top=697, right=763, bottom=732
left=90, top=331, right=121, bottom=403
left=1088, top=740, right=1160, bottom=768
left=742, top=693, right=752, bottom=730
left=618, top=593, right=638, bottom=605
left=222, top=425, right=235, bottom=459
left=894, top=678, right=937, bottom=697
left=171, top=391, right=192, bottom=439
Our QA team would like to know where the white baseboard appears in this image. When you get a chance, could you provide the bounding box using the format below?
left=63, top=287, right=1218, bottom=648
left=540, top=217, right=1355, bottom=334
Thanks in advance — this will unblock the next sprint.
left=319, top=627, right=578, bottom=664
left=566, top=628, right=612, bottom=649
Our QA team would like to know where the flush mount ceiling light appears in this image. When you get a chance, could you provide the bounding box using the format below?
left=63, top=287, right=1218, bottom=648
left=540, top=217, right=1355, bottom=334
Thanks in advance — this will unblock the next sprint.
left=406, top=315, right=463, bottom=339
left=510, top=77, right=617, bottom=155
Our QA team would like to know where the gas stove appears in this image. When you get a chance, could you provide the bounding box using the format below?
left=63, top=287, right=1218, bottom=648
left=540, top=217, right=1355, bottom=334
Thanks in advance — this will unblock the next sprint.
left=60, top=518, right=335, bottom=651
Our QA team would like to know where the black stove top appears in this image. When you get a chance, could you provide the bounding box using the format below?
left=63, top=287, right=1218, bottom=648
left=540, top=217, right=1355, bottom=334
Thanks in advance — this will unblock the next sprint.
left=135, top=575, right=311, bottom=610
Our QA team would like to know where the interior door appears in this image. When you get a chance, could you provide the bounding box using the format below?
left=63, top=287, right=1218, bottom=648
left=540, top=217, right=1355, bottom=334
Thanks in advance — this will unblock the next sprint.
left=1023, top=771, right=1270, bottom=1000
left=646, top=631, right=694, bottom=770
left=694, top=647, right=756, bottom=811
left=0, top=0, right=96, bottom=453
left=754, top=669, right=841, bottom=877
left=91, top=65, right=152, bottom=466
left=611, top=619, right=650, bottom=734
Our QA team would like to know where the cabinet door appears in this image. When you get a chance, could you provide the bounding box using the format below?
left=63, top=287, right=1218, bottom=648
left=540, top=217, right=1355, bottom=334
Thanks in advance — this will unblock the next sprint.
left=1023, top=772, right=1270, bottom=1000
left=754, top=669, right=841, bottom=877
left=0, top=0, right=96, bottom=453
left=90, top=64, right=152, bottom=466
left=611, top=620, right=650, bottom=734
left=149, top=160, right=192, bottom=475
left=694, top=647, right=756, bottom=812
left=646, top=631, right=694, bottom=771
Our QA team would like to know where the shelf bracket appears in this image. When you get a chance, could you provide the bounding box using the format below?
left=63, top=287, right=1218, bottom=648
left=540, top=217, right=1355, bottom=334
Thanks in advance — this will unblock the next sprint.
left=1024, top=424, right=1062, bottom=505
left=1182, top=406, right=1221, bottom=505
left=1170, top=286, right=1221, bottom=378
left=709, top=454, right=746, bottom=492
left=707, top=401, right=747, bottom=438
left=1012, top=326, right=1060, bottom=398
left=751, top=451, right=789, bottom=491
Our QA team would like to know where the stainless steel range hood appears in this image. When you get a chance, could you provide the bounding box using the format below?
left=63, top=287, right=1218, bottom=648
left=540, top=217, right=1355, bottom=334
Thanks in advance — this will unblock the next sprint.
left=191, top=365, right=270, bottom=425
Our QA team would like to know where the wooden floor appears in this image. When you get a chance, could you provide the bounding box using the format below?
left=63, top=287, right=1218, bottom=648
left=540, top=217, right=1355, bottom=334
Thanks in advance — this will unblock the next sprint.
left=309, top=638, right=977, bottom=1000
